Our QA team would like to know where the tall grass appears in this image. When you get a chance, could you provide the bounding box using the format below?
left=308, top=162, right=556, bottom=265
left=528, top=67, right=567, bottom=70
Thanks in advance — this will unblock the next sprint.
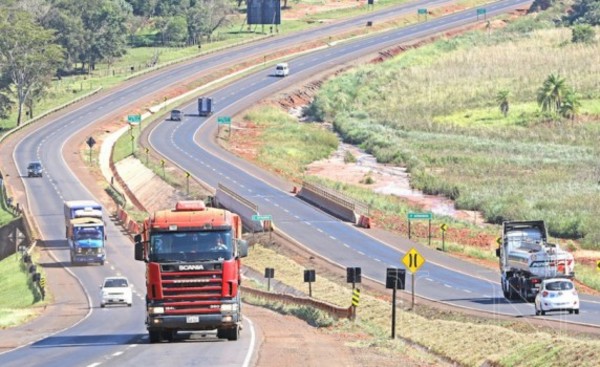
left=310, top=18, right=600, bottom=246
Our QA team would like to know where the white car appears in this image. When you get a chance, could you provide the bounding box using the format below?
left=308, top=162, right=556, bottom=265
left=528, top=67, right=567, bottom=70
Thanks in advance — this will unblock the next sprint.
left=100, top=276, right=132, bottom=307
left=274, top=63, right=289, bottom=77
left=534, top=278, right=579, bottom=315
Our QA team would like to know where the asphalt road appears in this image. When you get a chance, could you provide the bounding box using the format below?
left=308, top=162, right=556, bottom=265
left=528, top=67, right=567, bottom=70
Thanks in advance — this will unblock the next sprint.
left=3, top=1, right=598, bottom=367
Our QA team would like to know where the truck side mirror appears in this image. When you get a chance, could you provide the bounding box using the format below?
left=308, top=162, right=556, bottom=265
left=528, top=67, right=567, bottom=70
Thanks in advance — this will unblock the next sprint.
left=495, top=248, right=500, bottom=257
left=134, top=242, right=145, bottom=261
left=237, top=239, right=248, bottom=258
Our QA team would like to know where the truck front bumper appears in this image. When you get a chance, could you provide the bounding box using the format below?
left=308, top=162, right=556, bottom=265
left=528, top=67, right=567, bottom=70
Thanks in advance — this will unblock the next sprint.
left=147, top=313, right=240, bottom=331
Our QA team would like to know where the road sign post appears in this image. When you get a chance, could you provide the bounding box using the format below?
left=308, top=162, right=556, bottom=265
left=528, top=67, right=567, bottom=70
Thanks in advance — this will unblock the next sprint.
left=407, top=212, right=432, bottom=245
left=402, top=248, right=425, bottom=309
left=386, top=268, right=406, bottom=339
left=477, top=8, right=487, bottom=20
left=440, top=223, right=448, bottom=251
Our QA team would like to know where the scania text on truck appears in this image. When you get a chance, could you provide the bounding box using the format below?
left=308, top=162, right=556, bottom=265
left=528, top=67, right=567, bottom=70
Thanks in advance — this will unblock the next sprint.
left=496, top=220, right=574, bottom=301
left=64, top=200, right=106, bottom=265
left=134, top=200, right=248, bottom=343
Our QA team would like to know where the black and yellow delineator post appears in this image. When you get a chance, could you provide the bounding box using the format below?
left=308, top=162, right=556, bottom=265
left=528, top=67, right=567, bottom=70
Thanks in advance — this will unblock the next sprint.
left=39, top=275, right=46, bottom=300
left=351, top=288, right=360, bottom=320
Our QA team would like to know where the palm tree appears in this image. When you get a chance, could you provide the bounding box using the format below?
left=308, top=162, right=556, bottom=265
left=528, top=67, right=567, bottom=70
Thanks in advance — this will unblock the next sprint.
left=537, top=73, right=568, bottom=114
left=496, top=90, right=510, bottom=117
left=560, top=90, right=581, bottom=122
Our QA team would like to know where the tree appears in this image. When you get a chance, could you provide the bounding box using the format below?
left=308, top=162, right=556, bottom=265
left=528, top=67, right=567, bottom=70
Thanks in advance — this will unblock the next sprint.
left=188, top=0, right=234, bottom=43
left=496, top=90, right=510, bottom=117
left=0, top=10, right=64, bottom=126
left=560, top=90, right=581, bottom=121
left=76, top=0, right=133, bottom=73
left=536, top=73, right=568, bottom=115
left=569, top=0, right=600, bottom=26
left=571, top=24, right=596, bottom=43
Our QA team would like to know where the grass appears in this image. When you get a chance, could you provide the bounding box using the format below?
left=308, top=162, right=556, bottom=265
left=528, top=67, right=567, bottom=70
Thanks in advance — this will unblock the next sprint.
left=243, top=243, right=600, bottom=367
left=309, top=18, right=600, bottom=245
left=0, top=254, right=42, bottom=328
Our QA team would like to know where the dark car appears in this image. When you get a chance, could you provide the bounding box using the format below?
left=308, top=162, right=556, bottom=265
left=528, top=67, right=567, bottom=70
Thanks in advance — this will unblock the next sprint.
left=27, top=161, right=43, bottom=177
left=170, top=109, right=183, bottom=121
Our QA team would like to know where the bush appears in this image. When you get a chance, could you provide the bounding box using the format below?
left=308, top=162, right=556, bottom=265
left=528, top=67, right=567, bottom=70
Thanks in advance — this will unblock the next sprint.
left=571, top=24, right=596, bottom=43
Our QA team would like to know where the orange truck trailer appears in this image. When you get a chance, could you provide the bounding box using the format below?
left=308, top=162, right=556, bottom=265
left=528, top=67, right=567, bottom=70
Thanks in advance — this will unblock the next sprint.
left=134, top=200, right=248, bottom=342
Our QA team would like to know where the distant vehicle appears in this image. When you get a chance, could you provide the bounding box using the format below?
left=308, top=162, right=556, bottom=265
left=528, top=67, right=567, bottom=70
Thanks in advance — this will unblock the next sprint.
left=496, top=220, right=574, bottom=301
left=100, top=276, right=132, bottom=307
left=64, top=200, right=106, bottom=265
left=274, top=62, right=289, bottom=77
left=170, top=109, right=183, bottom=121
left=27, top=161, right=43, bottom=177
left=198, top=97, right=213, bottom=116
left=534, top=278, right=579, bottom=315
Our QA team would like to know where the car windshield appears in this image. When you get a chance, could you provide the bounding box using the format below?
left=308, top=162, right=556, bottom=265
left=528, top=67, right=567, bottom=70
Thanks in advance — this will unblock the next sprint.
left=546, top=281, right=573, bottom=291
left=104, top=278, right=128, bottom=288
left=28, top=163, right=41, bottom=169
left=148, top=230, right=233, bottom=262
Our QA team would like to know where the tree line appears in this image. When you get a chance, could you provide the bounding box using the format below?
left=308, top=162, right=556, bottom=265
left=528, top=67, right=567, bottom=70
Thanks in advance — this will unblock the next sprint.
left=0, top=0, right=237, bottom=126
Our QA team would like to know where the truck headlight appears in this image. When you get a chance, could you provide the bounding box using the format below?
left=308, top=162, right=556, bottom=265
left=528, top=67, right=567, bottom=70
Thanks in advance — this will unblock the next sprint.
left=148, top=306, right=165, bottom=314
left=221, top=304, right=238, bottom=312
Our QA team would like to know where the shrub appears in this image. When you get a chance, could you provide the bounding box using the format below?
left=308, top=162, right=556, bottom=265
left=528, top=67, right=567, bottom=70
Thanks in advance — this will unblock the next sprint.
left=571, top=24, right=596, bottom=43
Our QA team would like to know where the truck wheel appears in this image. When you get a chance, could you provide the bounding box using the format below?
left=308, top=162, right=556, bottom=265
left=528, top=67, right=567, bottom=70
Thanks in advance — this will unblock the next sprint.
left=216, top=328, right=227, bottom=339
left=162, top=330, right=176, bottom=341
left=540, top=310, right=545, bottom=316
left=227, top=325, right=240, bottom=341
left=574, top=309, right=579, bottom=315
left=149, top=330, right=162, bottom=343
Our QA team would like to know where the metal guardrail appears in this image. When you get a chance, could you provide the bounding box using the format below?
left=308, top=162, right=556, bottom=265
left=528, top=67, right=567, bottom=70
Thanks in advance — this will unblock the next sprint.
left=217, top=183, right=258, bottom=212
left=302, top=181, right=369, bottom=215
left=241, top=285, right=352, bottom=320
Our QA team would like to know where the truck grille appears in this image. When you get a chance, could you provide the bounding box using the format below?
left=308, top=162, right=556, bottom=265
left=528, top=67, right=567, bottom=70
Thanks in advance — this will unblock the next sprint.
left=159, top=265, right=224, bottom=314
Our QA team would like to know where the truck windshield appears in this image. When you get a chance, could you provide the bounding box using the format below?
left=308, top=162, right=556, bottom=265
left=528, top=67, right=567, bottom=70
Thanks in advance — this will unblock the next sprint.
left=149, top=230, right=233, bottom=262
left=74, top=226, right=104, bottom=240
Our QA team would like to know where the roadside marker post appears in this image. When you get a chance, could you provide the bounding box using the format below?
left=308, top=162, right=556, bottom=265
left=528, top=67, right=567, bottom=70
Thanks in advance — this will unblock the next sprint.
left=386, top=268, right=406, bottom=339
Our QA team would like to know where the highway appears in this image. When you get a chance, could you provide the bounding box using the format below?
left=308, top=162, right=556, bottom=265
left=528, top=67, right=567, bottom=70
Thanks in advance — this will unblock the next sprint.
left=2, top=0, right=598, bottom=366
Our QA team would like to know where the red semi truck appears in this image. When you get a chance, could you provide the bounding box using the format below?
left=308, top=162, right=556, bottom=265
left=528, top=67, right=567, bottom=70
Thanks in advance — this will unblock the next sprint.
left=134, top=200, right=248, bottom=343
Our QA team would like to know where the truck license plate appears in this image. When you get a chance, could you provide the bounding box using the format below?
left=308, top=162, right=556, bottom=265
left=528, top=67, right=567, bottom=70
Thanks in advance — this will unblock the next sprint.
left=186, top=316, right=199, bottom=323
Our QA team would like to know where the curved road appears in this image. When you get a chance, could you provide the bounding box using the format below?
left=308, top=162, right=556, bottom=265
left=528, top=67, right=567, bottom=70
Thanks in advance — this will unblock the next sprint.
left=3, top=1, right=597, bottom=367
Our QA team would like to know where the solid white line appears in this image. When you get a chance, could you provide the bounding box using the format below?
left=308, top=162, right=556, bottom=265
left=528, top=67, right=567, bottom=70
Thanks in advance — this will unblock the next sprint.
left=241, top=317, right=256, bottom=367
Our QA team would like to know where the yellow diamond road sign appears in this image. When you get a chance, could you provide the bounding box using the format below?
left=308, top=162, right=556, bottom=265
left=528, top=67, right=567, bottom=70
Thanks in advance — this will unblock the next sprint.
left=402, top=248, right=425, bottom=273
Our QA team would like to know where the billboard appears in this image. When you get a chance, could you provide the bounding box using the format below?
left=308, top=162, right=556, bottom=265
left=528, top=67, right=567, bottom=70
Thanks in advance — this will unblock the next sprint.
left=247, top=0, right=281, bottom=25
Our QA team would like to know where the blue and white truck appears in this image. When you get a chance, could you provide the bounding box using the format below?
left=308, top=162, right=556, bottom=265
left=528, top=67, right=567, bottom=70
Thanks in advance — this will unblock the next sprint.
left=64, top=200, right=106, bottom=265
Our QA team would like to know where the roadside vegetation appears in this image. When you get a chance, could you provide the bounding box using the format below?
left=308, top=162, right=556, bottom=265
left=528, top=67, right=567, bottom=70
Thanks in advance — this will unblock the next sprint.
left=243, top=243, right=600, bottom=367
left=0, top=254, right=42, bottom=328
left=228, top=1, right=600, bottom=290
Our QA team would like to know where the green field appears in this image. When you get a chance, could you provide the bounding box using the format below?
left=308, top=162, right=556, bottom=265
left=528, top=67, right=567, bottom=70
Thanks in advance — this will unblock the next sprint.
left=309, top=19, right=600, bottom=247
left=0, top=254, right=42, bottom=328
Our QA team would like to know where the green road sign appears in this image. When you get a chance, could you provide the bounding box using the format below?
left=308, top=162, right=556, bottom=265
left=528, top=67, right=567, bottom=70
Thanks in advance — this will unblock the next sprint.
left=252, top=214, right=272, bottom=221
left=477, top=8, right=486, bottom=15
left=217, top=116, right=231, bottom=124
left=402, top=248, right=426, bottom=273
left=408, top=212, right=432, bottom=220
left=418, top=8, right=427, bottom=14
left=127, top=114, right=141, bottom=124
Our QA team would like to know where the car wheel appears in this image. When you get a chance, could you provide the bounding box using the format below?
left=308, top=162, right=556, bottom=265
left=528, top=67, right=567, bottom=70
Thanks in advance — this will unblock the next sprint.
left=101, top=304, right=105, bottom=308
